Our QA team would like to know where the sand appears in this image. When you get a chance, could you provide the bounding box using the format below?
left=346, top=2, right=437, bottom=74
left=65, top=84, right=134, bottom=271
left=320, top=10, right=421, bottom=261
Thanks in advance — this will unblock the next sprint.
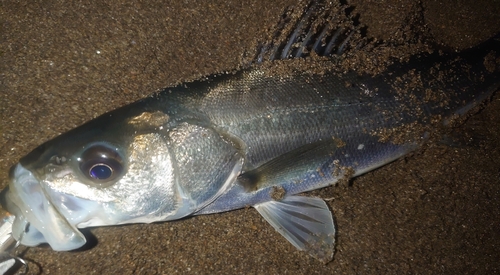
left=0, top=0, right=499, bottom=274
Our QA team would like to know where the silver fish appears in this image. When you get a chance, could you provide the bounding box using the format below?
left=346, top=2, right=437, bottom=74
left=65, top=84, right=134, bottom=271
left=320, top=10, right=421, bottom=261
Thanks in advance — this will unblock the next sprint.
left=1, top=2, right=499, bottom=263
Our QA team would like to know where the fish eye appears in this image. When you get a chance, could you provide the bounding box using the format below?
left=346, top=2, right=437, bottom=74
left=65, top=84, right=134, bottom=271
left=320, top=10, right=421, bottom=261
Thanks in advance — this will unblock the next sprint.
left=89, top=163, right=113, bottom=180
left=79, top=145, right=123, bottom=184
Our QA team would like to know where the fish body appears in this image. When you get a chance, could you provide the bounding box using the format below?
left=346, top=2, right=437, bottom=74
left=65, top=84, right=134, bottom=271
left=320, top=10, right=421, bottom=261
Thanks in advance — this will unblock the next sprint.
left=1, top=2, right=499, bottom=262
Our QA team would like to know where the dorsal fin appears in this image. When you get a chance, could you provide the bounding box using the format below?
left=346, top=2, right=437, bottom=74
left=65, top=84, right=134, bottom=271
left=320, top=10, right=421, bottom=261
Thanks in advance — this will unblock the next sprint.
left=255, top=1, right=364, bottom=63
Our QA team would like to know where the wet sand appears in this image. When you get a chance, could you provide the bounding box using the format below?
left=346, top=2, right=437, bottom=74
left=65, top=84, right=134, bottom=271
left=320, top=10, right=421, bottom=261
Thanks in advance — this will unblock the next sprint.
left=1, top=0, right=499, bottom=274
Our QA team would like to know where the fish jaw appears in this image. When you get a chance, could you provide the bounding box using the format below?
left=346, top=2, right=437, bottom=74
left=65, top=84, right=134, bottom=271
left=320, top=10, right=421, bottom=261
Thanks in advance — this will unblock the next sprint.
left=1, top=164, right=90, bottom=251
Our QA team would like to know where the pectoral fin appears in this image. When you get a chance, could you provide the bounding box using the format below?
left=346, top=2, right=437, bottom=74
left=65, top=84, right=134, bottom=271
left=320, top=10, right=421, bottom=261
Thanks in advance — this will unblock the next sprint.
left=239, top=139, right=339, bottom=192
left=254, top=195, right=335, bottom=263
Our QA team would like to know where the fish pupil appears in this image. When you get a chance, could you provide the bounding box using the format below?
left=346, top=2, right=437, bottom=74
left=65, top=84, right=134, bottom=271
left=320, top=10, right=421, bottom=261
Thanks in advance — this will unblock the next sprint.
left=89, top=164, right=113, bottom=180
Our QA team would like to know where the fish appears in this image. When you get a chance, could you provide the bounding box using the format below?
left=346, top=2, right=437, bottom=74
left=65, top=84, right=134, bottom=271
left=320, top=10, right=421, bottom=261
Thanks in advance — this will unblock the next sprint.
left=0, top=1, right=499, bottom=264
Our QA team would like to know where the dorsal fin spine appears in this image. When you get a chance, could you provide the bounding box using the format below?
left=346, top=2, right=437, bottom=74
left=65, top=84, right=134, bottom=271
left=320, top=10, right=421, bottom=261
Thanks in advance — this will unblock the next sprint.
left=255, top=1, right=362, bottom=63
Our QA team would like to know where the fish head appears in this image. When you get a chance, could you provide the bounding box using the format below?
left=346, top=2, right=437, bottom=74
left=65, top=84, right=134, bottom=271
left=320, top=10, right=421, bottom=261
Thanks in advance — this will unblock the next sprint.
left=0, top=108, right=194, bottom=251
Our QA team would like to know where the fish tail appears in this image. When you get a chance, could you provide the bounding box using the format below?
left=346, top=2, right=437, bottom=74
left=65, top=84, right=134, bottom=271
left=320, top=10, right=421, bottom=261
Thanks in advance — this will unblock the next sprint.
left=378, top=32, right=500, bottom=127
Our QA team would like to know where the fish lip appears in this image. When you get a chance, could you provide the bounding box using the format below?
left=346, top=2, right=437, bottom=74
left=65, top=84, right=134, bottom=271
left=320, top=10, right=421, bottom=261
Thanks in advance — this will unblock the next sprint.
left=3, top=163, right=86, bottom=251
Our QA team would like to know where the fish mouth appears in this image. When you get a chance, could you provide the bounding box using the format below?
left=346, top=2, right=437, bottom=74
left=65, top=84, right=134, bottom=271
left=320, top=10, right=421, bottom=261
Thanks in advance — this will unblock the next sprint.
left=0, top=164, right=86, bottom=251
